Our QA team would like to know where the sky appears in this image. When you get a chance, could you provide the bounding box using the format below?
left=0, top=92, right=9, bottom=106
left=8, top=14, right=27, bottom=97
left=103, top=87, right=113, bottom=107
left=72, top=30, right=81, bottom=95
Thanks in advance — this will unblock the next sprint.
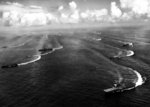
left=0, top=0, right=115, bottom=8
left=0, top=0, right=117, bottom=11
left=0, top=0, right=150, bottom=27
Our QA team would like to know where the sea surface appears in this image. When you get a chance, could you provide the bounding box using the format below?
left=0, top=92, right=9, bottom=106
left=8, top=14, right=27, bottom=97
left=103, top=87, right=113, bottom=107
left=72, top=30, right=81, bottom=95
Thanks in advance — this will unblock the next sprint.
left=0, top=26, right=150, bottom=107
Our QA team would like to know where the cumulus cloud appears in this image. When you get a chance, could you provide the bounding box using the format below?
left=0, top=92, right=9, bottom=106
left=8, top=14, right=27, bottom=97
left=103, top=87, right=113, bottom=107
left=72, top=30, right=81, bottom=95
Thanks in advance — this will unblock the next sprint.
left=121, top=12, right=132, bottom=20
left=58, top=5, right=64, bottom=11
left=111, top=2, right=122, bottom=18
left=69, top=1, right=77, bottom=10
left=70, top=10, right=80, bottom=23
left=69, top=1, right=80, bottom=23
left=0, top=1, right=110, bottom=26
left=120, top=0, right=150, bottom=16
left=0, top=2, right=59, bottom=26
left=58, top=1, right=80, bottom=23
left=1, top=0, right=150, bottom=27
left=80, top=9, right=108, bottom=22
left=60, top=13, right=69, bottom=23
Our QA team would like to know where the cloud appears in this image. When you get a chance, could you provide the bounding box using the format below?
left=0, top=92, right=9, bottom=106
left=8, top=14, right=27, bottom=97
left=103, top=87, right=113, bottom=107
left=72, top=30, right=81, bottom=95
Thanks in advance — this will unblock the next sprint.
left=69, top=1, right=77, bottom=10
left=111, top=2, right=122, bottom=18
left=121, top=12, right=132, bottom=20
left=109, top=0, right=150, bottom=21
left=58, top=1, right=109, bottom=24
left=120, top=0, right=150, bottom=16
left=69, top=1, right=80, bottom=23
left=0, top=1, right=110, bottom=26
left=70, top=10, right=80, bottom=23
left=1, top=0, right=150, bottom=27
left=58, top=5, right=64, bottom=11
left=80, top=9, right=108, bottom=22
left=58, top=1, right=80, bottom=23
left=0, top=2, right=59, bottom=26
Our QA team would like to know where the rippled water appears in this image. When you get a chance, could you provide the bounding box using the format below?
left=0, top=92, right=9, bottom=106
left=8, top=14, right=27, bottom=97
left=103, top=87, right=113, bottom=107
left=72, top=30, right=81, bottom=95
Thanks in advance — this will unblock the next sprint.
left=0, top=26, right=150, bottom=107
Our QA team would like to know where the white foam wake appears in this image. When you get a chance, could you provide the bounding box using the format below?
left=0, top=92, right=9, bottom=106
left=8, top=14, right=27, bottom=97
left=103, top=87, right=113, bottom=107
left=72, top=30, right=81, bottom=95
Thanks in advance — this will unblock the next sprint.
left=94, top=38, right=102, bottom=41
left=126, top=50, right=134, bottom=57
left=133, top=70, right=144, bottom=87
left=126, top=68, right=144, bottom=89
left=53, top=46, right=63, bottom=50
left=114, top=50, right=134, bottom=58
left=40, top=51, right=53, bottom=56
left=40, top=46, right=63, bottom=56
left=18, top=55, right=41, bottom=66
left=117, top=69, right=144, bottom=92
left=118, top=41, right=133, bottom=47
left=124, top=42, right=133, bottom=47
left=128, top=43, right=133, bottom=47
left=18, top=46, right=63, bottom=66
left=123, top=69, right=144, bottom=91
left=93, top=32, right=101, bottom=35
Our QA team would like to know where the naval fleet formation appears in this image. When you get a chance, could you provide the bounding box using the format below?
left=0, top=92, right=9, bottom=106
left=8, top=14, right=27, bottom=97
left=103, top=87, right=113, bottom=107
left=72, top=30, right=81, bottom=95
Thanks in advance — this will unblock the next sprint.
left=0, top=32, right=146, bottom=94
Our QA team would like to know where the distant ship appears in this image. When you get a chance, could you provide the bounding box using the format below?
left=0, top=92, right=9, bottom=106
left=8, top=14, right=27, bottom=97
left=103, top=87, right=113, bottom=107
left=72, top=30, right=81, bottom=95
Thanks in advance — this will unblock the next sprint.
left=38, top=48, right=53, bottom=52
left=104, top=77, right=146, bottom=93
left=1, top=63, right=18, bottom=69
left=122, top=42, right=133, bottom=47
left=110, top=50, right=134, bottom=59
left=104, top=82, right=126, bottom=93
left=1, top=46, right=8, bottom=48
left=104, top=87, right=123, bottom=93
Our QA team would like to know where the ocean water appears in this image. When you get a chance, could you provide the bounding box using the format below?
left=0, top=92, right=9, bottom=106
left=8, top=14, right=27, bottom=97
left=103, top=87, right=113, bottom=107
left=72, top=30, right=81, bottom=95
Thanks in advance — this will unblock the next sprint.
left=0, top=26, right=150, bottom=107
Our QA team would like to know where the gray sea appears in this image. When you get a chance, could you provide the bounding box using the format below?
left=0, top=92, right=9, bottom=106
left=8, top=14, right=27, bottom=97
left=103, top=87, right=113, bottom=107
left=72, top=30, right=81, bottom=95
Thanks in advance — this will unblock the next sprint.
left=0, top=26, right=150, bottom=107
